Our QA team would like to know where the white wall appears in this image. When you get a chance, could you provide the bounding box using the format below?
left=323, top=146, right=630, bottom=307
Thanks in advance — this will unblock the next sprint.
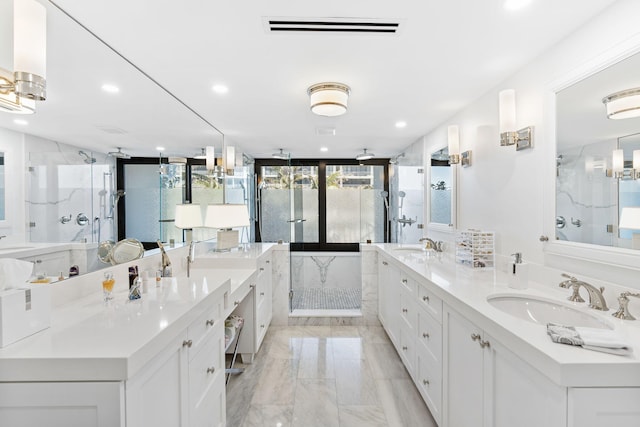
left=421, top=0, right=640, bottom=287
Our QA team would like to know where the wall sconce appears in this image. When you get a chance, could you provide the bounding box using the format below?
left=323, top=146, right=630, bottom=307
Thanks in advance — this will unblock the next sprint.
left=606, top=149, right=640, bottom=180
left=204, top=204, right=250, bottom=251
left=498, top=89, right=533, bottom=150
left=447, top=125, right=472, bottom=167
left=205, top=146, right=215, bottom=171
left=224, top=145, right=235, bottom=176
left=0, top=0, right=47, bottom=114
left=174, top=204, right=203, bottom=243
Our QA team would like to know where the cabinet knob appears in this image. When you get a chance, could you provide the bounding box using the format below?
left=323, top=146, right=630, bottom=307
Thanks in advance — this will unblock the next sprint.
left=423, top=332, right=430, bottom=339
left=266, top=260, right=270, bottom=263
left=35, top=259, right=42, bottom=264
left=402, top=308, right=408, bottom=313
left=206, top=319, right=215, bottom=326
left=250, top=284, right=256, bottom=288
left=401, top=279, right=408, bottom=284
left=260, top=292, right=265, bottom=296
left=206, top=367, right=215, bottom=374
left=539, top=235, right=549, bottom=242
left=422, top=296, right=429, bottom=302
left=261, top=324, right=265, bottom=328
left=234, top=300, right=241, bottom=306
left=182, top=339, right=193, bottom=348
left=402, top=346, right=408, bottom=351
left=480, top=339, right=491, bottom=349
left=382, top=261, right=388, bottom=266
left=260, top=267, right=264, bottom=271
left=423, top=379, right=430, bottom=386
left=470, top=333, right=481, bottom=342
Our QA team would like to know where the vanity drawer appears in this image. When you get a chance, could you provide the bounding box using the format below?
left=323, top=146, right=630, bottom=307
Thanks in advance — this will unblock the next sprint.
left=188, top=303, right=223, bottom=358
left=417, top=306, right=442, bottom=364
left=417, top=285, right=442, bottom=322
left=417, top=347, right=442, bottom=425
left=400, top=288, right=418, bottom=331
left=189, top=324, right=223, bottom=406
left=399, top=275, right=416, bottom=295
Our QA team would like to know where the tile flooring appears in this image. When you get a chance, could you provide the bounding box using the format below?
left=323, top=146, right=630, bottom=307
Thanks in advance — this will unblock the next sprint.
left=226, top=325, right=437, bottom=427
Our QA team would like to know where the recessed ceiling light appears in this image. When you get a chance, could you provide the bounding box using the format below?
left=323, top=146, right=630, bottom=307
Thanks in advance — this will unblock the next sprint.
left=156, top=146, right=165, bottom=151
left=320, top=147, right=328, bottom=152
left=395, top=121, right=407, bottom=128
left=101, top=84, right=120, bottom=93
left=212, top=84, right=229, bottom=94
left=14, top=119, right=28, bottom=125
left=503, top=0, right=532, bottom=11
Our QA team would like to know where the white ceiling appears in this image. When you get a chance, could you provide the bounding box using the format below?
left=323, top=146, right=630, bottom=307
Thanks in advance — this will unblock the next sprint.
left=0, top=0, right=618, bottom=159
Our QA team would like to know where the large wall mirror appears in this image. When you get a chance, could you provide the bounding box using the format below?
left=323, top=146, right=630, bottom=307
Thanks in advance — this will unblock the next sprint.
left=428, top=147, right=456, bottom=231
left=556, top=51, right=640, bottom=251
left=0, top=152, right=4, bottom=221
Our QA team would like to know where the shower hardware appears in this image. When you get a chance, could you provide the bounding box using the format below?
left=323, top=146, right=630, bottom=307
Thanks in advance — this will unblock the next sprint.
left=60, top=214, right=72, bottom=224
left=396, top=215, right=417, bottom=227
left=556, top=216, right=566, bottom=229
left=287, top=218, right=306, bottom=223
left=380, top=190, right=390, bottom=242
left=107, top=147, right=131, bottom=159
left=76, top=213, right=89, bottom=226
left=78, top=150, right=96, bottom=164
left=571, top=217, right=582, bottom=227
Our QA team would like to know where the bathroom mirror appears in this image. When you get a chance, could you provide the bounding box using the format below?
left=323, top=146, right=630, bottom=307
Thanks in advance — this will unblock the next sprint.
left=555, top=50, right=640, bottom=250
left=110, top=238, right=145, bottom=265
left=0, top=152, right=4, bottom=221
left=428, top=147, right=455, bottom=230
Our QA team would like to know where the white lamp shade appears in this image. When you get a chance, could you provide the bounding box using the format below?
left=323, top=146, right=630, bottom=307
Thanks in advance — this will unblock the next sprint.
left=205, top=146, right=215, bottom=170
left=308, top=83, right=350, bottom=117
left=612, top=149, right=624, bottom=172
left=619, top=207, right=640, bottom=230
left=633, top=150, right=640, bottom=170
left=13, top=0, right=46, bottom=78
left=603, top=88, right=640, bottom=120
left=225, top=145, right=235, bottom=170
left=499, top=89, right=516, bottom=133
left=447, top=125, right=460, bottom=155
left=204, top=204, right=250, bottom=229
left=174, top=204, right=203, bottom=229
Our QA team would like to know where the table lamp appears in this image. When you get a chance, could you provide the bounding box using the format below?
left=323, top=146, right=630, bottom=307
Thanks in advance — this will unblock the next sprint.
left=204, top=204, right=250, bottom=251
left=174, top=204, right=203, bottom=243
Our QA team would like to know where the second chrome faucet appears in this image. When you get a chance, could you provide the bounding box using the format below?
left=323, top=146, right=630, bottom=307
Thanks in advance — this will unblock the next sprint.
left=559, top=273, right=608, bottom=311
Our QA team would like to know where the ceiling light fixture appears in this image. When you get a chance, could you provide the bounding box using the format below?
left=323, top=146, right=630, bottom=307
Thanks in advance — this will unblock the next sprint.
left=101, top=84, right=119, bottom=93
left=211, top=84, right=229, bottom=94
left=0, top=0, right=47, bottom=115
left=308, top=82, right=350, bottom=117
left=395, top=121, right=407, bottom=128
left=272, top=148, right=290, bottom=160
left=503, top=0, right=532, bottom=11
left=355, top=148, right=374, bottom=161
left=320, top=147, right=328, bottom=152
left=13, top=118, right=28, bottom=125
left=602, top=88, right=640, bottom=120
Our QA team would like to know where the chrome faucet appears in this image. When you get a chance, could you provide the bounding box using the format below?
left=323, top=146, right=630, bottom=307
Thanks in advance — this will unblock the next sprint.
left=559, top=273, right=608, bottom=311
left=0, top=235, right=5, bottom=240
left=157, top=240, right=172, bottom=277
left=612, top=292, right=640, bottom=320
left=419, top=237, right=443, bottom=252
left=186, top=241, right=196, bottom=278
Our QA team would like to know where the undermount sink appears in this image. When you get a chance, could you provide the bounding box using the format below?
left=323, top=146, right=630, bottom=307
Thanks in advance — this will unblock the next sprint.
left=487, top=294, right=613, bottom=329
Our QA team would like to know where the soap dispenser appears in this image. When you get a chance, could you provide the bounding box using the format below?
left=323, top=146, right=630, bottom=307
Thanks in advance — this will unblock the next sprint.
left=507, top=252, right=529, bottom=290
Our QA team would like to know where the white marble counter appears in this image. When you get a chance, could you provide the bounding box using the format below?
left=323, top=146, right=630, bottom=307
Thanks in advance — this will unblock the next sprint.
left=372, top=244, right=640, bottom=387
left=0, top=269, right=254, bottom=383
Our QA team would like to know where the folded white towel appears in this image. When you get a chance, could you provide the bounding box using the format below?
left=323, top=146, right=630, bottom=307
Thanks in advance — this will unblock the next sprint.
left=0, top=258, right=34, bottom=291
left=547, top=323, right=633, bottom=356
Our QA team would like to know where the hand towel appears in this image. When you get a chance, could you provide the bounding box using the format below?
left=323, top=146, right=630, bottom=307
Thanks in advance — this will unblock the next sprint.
left=547, top=323, right=633, bottom=356
left=0, top=258, right=34, bottom=291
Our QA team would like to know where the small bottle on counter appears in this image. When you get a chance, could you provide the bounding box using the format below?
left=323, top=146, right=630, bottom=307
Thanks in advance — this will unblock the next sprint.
left=140, top=270, right=150, bottom=293
left=69, top=265, right=79, bottom=277
left=128, top=266, right=141, bottom=300
left=507, top=252, right=529, bottom=290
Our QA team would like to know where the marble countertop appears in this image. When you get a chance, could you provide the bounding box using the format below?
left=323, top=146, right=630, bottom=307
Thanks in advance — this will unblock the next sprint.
left=0, top=269, right=254, bottom=382
left=372, top=244, right=640, bottom=387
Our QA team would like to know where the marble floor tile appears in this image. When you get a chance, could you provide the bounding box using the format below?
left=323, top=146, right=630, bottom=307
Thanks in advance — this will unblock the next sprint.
left=264, top=335, right=304, bottom=359
left=358, top=325, right=391, bottom=344
left=251, top=358, right=300, bottom=405
left=241, top=404, right=293, bottom=427
left=297, top=338, right=335, bottom=379
left=364, top=342, right=410, bottom=380
left=329, top=325, right=360, bottom=337
left=330, top=337, right=366, bottom=360
left=334, top=359, right=379, bottom=406
left=338, top=405, right=388, bottom=427
left=375, top=379, right=437, bottom=427
left=291, top=379, right=339, bottom=427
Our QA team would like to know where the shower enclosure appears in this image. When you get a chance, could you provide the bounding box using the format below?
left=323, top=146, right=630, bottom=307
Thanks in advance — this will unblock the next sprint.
left=256, top=160, right=387, bottom=315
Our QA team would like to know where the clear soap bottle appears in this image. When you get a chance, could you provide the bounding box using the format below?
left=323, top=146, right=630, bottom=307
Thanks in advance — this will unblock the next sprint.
left=507, top=252, right=528, bottom=290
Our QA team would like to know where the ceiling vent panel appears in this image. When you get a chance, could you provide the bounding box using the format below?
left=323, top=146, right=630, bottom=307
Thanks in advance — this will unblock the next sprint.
left=265, top=17, right=402, bottom=35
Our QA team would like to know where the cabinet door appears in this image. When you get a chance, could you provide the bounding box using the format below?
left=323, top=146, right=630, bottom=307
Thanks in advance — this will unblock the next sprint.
left=443, top=306, right=484, bottom=427
left=485, top=333, right=566, bottom=427
left=568, top=388, right=640, bottom=427
left=126, top=333, right=189, bottom=427
left=0, top=382, right=123, bottom=427
left=378, top=258, right=401, bottom=346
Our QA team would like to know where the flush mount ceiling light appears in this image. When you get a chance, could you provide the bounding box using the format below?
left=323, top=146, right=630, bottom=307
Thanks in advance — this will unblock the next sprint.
left=0, top=0, right=47, bottom=114
left=355, top=148, right=375, bottom=161
left=272, top=148, right=290, bottom=160
left=602, top=88, right=640, bottom=120
left=308, top=82, right=350, bottom=117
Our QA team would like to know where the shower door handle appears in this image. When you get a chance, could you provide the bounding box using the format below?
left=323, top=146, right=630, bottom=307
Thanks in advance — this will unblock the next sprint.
left=287, top=218, right=306, bottom=223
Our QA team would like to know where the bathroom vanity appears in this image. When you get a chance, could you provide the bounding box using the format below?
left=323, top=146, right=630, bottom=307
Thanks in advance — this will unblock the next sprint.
left=373, top=244, right=640, bottom=427
left=0, top=243, right=277, bottom=427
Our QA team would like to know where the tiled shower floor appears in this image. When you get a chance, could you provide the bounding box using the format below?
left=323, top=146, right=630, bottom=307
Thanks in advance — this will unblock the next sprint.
left=291, top=288, right=362, bottom=310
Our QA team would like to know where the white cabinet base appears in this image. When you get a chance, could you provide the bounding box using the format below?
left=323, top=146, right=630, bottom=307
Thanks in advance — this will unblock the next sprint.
left=569, top=388, right=640, bottom=427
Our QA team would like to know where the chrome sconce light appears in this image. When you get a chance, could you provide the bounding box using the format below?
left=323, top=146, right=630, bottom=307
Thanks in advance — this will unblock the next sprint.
left=606, top=148, right=640, bottom=180
left=498, top=89, right=533, bottom=150
left=0, top=0, right=47, bottom=114
left=447, top=125, right=472, bottom=167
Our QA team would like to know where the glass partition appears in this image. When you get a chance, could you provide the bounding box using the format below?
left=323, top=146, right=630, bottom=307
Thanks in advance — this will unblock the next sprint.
left=0, top=152, right=4, bottom=221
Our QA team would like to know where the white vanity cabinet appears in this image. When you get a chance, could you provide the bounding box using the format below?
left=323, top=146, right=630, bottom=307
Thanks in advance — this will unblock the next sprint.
left=18, top=250, right=71, bottom=277
left=442, top=305, right=566, bottom=427
left=398, top=274, right=417, bottom=374
left=255, top=254, right=272, bottom=349
left=126, top=290, right=227, bottom=427
left=378, top=254, right=401, bottom=347
left=568, top=388, right=640, bottom=427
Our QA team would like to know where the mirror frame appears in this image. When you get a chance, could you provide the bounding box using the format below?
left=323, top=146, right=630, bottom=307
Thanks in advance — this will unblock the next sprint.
left=427, top=146, right=457, bottom=232
left=544, top=34, right=640, bottom=273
